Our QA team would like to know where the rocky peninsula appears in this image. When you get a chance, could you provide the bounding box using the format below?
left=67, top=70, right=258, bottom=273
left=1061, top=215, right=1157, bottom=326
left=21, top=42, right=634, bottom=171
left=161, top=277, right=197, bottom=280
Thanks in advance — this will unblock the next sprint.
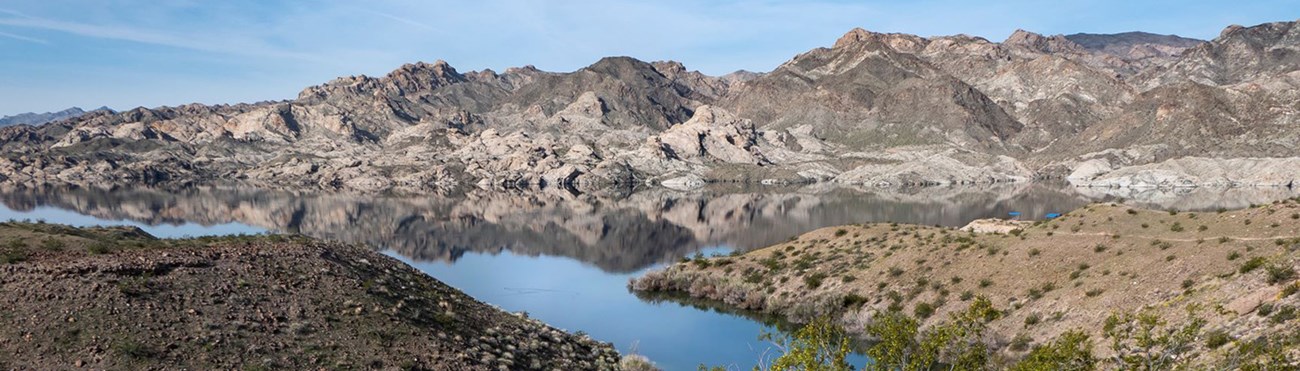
left=0, top=222, right=621, bottom=370
left=632, top=198, right=1300, bottom=367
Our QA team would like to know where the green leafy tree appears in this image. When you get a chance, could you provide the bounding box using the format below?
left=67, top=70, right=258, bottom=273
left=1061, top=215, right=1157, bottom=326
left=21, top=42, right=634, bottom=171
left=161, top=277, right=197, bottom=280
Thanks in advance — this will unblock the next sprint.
left=765, top=316, right=853, bottom=371
left=866, top=297, right=1001, bottom=371
left=1008, top=330, right=1096, bottom=371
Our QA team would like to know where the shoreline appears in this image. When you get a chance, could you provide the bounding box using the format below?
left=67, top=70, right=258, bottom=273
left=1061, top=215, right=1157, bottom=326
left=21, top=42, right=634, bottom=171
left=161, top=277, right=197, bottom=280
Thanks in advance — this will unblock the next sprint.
left=0, top=222, right=622, bottom=370
left=630, top=200, right=1300, bottom=366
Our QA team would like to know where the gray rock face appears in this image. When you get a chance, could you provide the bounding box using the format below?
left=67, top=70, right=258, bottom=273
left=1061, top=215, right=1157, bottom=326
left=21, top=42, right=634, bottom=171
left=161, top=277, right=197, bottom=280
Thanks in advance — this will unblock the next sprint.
left=4, top=21, right=1300, bottom=191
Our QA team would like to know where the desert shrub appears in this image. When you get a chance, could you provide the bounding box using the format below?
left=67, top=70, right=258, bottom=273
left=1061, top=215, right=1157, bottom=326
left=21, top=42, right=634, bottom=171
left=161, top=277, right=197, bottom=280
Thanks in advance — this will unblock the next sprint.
left=1009, top=333, right=1033, bottom=352
left=0, top=249, right=25, bottom=264
left=1284, top=283, right=1300, bottom=298
left=41, top=237, right=65, bottom=251
left=1259, top=303, right=1275, bottom=317
left=1271, top=306, right=1297, bottom=324
left=87, top=241, right=114, bottom=255
left=1103, top=311, right=1205, bottom=371
left=1240, top=257, right=1268, bottom=274
left=1169, top=222, right=1184, bottom=232
left=804, top=272, right=829, bottom=289
left=1008, top=330, right=1095, bottom=371
left=1024, top=313, right=1042, bottom=328
left=1205, top=330, right=1232, bottom=349
left=914, top=302, right=936, bottom=319
left=1265, top=263, right=1297, bottom=284
left=959, top=290, right=974, bottom=301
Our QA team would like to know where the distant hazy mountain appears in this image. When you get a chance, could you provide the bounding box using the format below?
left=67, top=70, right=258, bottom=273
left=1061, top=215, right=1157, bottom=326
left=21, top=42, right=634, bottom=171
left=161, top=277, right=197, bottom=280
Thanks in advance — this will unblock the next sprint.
left=0, top=106, right=112, bottom=127
left=1, top=20, right=1297, bottom=192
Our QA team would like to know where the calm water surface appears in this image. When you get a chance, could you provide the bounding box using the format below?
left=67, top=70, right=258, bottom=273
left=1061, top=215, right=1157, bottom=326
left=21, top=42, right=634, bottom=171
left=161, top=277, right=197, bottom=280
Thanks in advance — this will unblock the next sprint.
left=2, top=184, right=1296, bottom=370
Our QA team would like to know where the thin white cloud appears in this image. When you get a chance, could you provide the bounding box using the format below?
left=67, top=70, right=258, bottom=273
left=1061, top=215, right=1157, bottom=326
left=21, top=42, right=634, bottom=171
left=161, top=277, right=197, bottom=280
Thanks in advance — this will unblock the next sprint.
left=0, top=8, right=315, bottom=61
left=0, top=30, right=46, bottom=44
left=362, top=9, right=439, bottom=33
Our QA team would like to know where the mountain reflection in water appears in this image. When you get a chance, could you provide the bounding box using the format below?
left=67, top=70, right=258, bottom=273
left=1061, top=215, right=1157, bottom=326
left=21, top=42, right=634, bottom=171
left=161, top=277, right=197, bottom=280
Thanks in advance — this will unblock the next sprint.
left=5, top=183, right=1300, bottom=370
left=0, top=183, right=1296, bottom=273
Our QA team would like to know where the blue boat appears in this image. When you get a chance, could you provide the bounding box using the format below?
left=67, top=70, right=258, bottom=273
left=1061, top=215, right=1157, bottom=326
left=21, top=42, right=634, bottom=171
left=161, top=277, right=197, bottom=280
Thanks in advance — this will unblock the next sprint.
left=1008, top=211, right=1022, bottom=217
left=1045, top=213, right=1061, bottom=219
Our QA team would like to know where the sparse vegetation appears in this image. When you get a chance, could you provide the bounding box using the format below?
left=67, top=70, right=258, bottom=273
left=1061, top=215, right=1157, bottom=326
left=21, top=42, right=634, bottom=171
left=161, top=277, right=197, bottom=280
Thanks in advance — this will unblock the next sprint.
left=1239, top=257, right=1268, bottom=274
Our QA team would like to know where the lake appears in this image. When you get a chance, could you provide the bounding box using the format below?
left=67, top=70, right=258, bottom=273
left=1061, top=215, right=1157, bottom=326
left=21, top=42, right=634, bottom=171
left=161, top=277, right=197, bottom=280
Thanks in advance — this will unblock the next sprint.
left=1, top=183, right=1296, bottom=370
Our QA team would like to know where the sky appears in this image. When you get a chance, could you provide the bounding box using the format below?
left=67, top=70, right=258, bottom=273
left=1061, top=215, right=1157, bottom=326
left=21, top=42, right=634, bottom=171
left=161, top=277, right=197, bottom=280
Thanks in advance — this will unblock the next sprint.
left=0, top=0, right=1297, bottom=116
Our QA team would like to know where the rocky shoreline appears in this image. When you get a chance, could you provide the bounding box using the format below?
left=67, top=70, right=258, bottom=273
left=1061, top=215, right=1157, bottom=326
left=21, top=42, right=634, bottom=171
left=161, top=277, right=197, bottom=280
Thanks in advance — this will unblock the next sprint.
left=0, top=222, right=622, bottom=370
left=631, top=200, right=1300, bottom=367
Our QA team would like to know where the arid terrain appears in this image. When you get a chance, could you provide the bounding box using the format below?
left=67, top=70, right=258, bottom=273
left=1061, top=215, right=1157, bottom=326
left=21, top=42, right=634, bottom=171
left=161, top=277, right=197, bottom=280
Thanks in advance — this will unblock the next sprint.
left=1, top=21, right=1298, bottom=192
left=633, top=197, right=1300, bottom=367
left=0, top=222, right=621, bottom=370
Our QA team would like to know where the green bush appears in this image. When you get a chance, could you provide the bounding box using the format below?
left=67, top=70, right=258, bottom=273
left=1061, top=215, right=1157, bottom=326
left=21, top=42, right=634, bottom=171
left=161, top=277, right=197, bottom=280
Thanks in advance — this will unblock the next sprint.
left=913, top=302, right=935, bottom=319
left=866, top=298, right=999, bottom=371
left=1240, top=257, right=1268, bottom=274
left=1008, top=330, right=1095, bottom=371
left=1103, top=311, right=1205, bottom=371
left=841, top=294, right=869, bottom=309
left=1205, top=330, right=1232, bottom=349
left=1266, top=263, right=1297, bottom=284
left=1024, top=313, right=1042, bottom=327
left=804, top=272, right=829, bottom=289
left=764, top=316, right=852, bottom=371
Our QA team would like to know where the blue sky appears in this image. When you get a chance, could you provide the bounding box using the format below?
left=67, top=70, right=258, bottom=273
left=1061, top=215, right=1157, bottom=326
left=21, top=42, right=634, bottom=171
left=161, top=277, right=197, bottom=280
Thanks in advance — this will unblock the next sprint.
left=0, top=0, right=1296, bottom=115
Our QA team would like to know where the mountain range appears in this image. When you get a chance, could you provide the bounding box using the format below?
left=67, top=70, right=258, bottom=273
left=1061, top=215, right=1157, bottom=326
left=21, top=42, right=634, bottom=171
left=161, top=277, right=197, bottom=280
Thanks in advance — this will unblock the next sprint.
left=1, top=20, right=1298, bottom=192
left=0, top=106, right=112, bottom=127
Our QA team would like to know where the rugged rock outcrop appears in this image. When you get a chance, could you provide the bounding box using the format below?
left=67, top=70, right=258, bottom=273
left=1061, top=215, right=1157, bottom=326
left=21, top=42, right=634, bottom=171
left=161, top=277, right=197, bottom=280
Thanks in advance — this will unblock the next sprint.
left=4, top=20, right=1300, bottom=191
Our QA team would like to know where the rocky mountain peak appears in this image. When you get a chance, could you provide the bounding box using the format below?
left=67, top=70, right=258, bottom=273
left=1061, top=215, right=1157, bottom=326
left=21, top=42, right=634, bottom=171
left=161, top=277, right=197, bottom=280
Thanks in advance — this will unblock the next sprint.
left=650, top=60, right=687, bottom=74
left=583, top=56, right=659, bottom=77
left=1220, top=24, right=1246, bottom=39
left=1003, top=29, right=1085, bottom=54
left=1144, top=20, right=1300, bottom=87
left=382, top=60, right=468, bottom=95
left=720, top=70, right=762, bottom=84
left=505, top=65, right=541, bottom=75
left=833, top=27, right=929, bottom=53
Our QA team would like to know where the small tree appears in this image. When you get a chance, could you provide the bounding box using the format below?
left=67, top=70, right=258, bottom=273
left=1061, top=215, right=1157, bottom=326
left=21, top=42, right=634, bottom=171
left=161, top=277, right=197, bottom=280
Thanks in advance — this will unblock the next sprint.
left=766, top=316, right=853, bottom=371
left=865, top=297, right=1000, bottom=371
